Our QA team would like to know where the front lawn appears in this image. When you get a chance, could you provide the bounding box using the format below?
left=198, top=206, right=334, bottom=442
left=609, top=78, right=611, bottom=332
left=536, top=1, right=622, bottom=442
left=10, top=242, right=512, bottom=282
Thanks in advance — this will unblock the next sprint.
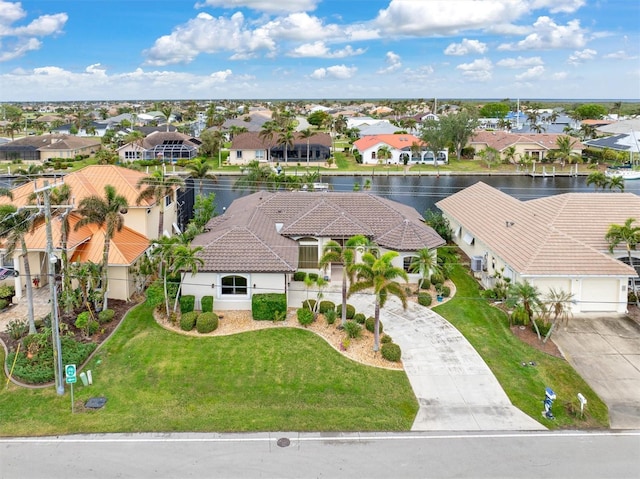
left=434, top=266, right=609, bottom=428
left=0, top=303, right=417, bottom=436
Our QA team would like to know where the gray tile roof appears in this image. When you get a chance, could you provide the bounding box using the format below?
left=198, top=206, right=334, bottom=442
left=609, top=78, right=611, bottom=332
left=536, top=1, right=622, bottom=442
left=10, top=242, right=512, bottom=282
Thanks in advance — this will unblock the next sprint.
left=194, top=191, right=445, bottom=272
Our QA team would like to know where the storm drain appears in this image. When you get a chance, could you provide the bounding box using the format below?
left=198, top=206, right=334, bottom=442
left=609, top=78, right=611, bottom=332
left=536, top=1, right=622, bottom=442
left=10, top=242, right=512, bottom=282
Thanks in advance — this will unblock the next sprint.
left=276, top=437, right=290, bottom=447
left=85, top=397, right=107, bottom=409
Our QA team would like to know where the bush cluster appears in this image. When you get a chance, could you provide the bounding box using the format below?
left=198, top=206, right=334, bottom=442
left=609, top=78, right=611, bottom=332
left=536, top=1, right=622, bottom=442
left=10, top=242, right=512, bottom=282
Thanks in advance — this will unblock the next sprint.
left=0, top=299, right=8, bottom=310
left=196, top=312, right=219, bottom=333
left=419, top=278, right=431, bottom=290
left=381, top=334, right=393, bottom=344
left=302, top=299, right=316, bottom=311
left=252, top=293, right=287, bottom=320
left=440, top=285, right=451, bottom=297
left=180, top=295, right=195, bottom=314
left=180, top=311, right=198, bottom=331
left=297, top=308, right=314, bottom=327
left=145, top=281, right=165, bottom=309
left=381, top=342, right=402, bottom=362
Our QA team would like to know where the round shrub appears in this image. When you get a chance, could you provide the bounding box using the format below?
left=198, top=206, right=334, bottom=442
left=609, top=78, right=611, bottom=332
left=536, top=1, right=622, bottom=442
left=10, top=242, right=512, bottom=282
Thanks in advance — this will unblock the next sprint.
left=440, top=285, right=451, bottom=298
left=75, top=311, right=90, bottom=331
left=88, top=320, right=100, bottom=336
left=293, top=271, right=307, bottom=281
left=0, top=299, right=8, bottom=310
left=353, top=313, right=366, bottom=324
left=196, top=312, right=219, bottom=333
left=381, top=342, right=402, bottom=362
left=430, top=273, right=444, bottom=285
left=297, top=308, right=314, bottom=327
left=419, top=278, right=431, bottom=290
left=365, top=316, right=383, bottom=334
left=98, top=309, right=115, bottom=324
left=318, top=300, right=335, bottom=314
left=336, top=303, right=356, bottom=319
left=302, top=299, right=316, bottom=311
left=381, top=334, right=393, bottom=344
left=417, top=293, right=432, bottom=307
left=324, top=308, right=337, bottom=325
left=344, top=321, right=362, bottom=339
left=180, top=311, right=198, bottom=331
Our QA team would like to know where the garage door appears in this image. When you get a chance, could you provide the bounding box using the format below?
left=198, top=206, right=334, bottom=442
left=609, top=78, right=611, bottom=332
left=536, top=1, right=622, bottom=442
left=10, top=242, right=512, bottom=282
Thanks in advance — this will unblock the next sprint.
left=581, top=279, right=619, bottom=312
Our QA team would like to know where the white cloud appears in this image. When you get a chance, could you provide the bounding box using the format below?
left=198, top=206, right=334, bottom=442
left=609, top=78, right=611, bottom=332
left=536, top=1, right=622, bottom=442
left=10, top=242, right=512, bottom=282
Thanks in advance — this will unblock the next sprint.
left=456, top=57, right=493, bottom=81
left=497, top=56, right=544, bottom=68
left=568, top=48, right=597, bottom=65
left=498, top=16, right=587, bottom=51
left=515, top=65, right=545, bottom=80
left=530, top=0, right=586, bottom=14
left=604, top=50, right=637, bottom=60
left=444, top=38, right=487, bottom=56
left=196, top=0, right=319, bottom=14
left=552, top=71, right=568, bottom=80
left=259, top=12, right=341, bottom=42
left=12, top=13, right=67, bottom=36
left=377, top=51, right=401, bottom=74
left=0, top=37, right=40, bottom=61
left=310, top=64, right=356, bottom=80
left=288, top=41, right=365, bottom=58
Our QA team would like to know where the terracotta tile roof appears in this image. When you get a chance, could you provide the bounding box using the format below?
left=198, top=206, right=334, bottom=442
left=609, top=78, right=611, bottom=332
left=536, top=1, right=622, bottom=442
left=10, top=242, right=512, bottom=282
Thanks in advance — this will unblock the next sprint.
left=0, top=134, right=100, bottom=151
left=436, top=182, right=637, bottom=277
left=194, top=191, right=445, bottom=273
left=353, top=134, right=424, bottom=151
left=69, top=223, right=149, bottom=265
left=22, top=213, right=93, bottom=251
left=230, top=131, right=331, bottom=150
left=470, top=131, right=584, bottom=152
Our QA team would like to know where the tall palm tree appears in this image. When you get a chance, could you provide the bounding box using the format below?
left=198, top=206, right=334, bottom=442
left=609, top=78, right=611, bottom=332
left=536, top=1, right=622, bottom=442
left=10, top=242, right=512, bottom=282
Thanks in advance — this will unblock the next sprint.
left=299, top=128, right=314, bottom=166
left=606, top=218, right=640, bottom=275
left=542, top=288, right=574, bottom=343
left=319, top=235, right=371, bottom=327
left=186, top=158, right=217, bottom=196
left=136, top=170, right=185, bottom=238
left=555, top=135, right=581, bottom=167
left=160, top=104, right=173, bottom=132
left=0, top=205, right=37, bottom=333
left=349, top=251, right=409, bottom=351
left=171, top=243, right=204, bottom=313
left=409, top=248, right=441, bottom=285
left=75, top=185, right=128, bottom=311
left=277, top=126, right=296, bottom=163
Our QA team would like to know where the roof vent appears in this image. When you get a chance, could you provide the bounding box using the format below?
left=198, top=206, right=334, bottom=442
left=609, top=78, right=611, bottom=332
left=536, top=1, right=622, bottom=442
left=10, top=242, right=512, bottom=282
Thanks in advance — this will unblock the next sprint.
left=275, top=222, right=283, bottom=233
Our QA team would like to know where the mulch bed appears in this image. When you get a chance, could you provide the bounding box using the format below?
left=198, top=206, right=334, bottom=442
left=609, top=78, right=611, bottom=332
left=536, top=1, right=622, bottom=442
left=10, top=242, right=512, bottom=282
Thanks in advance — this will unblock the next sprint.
left=510, top=324, right=564, bottom=358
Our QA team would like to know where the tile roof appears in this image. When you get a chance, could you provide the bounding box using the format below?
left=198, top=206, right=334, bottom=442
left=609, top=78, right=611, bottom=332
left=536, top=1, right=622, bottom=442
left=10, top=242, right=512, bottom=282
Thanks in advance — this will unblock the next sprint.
left=353, top=134, right=424, bottom=151
left=470, top=131, right=584, bottom=152
left=194, top=191, right=445, bottom=273
left=436, top=182, right=638, bottom=277
left=230, top=131, right=331, bottom=150
left=0, top=134, right=100, bottom=151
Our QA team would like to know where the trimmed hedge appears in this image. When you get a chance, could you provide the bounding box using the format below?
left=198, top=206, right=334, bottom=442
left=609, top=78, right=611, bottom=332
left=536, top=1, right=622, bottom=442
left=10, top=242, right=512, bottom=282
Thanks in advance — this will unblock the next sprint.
left=381, top=334, right=393, bottom=344
left=381, top=342, right=402, bottom=362
left=98, top=309, right=115, bottom=324
left=365, top=316, right=383, bottom=334
left=419, top=278, right=431, bottom=290
left=179, top=295, right=195, bottom=314
left=200, top=295, right=214, bottom=313
left=417, top=293, right=432, bottom=307
left=336, top=303, right=356, bottom=319
left=196, top=312, right=219, bottom=333
left=430, top=273, right=444, bottom=285
left=252, top=293, right=287, bottom=321
left=318, top=300, right=335, bottom=314
left=440, top=285, right=451, bottom=298
left=297, top=308, right=314, bottom=327
left=293, top=271, right=307, bottom=281
left=302, top=299, right=316, bottom=311
left=180, top=311, right=198, bottom=331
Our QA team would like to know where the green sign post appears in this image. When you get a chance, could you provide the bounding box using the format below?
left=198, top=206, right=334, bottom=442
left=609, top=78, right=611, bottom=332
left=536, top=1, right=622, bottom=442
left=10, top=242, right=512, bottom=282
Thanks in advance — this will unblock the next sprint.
left=65, top=364, right=76, bottom=413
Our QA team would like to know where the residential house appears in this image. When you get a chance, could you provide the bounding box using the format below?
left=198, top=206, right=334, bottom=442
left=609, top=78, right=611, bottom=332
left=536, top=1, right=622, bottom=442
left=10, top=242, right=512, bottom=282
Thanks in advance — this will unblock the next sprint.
left=0, top=134, right=101, bottom=162
left=352, top=134, right=448, bottom=165
left=183, top=191, right=445, bottom=310
left=436, top=182, right=639, bottom=313
left=117, top=131, right=201, bottom=162
left=468, top=131, right=584, bottom=163
left=583, top=131, right=640, bottom=158
left=228, top=131, right=331, bottom=165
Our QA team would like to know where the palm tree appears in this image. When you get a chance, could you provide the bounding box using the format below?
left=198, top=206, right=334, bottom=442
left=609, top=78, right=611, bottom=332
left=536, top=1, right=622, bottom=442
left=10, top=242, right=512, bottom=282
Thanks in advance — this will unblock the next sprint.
left=233, top=160, right=274, bottom=192
left=186, top=158, right=217, bottom=196
left=606, top=175, right=625, bottom=192
left=530, top=123, right=547, bottom=134
left=75, top=185, right=128, bottom=311
left=542, top=288, right=574, bottom=343
left=160, top=104, right=173, bottom=132
left=171, top=244, right=204, bottom=313
left=299, top=128, right=314, bottom=166
left=319, top=235, right=371, bottom=327
left=503, top=146, right=517, bottom=164
left=409, top=248, right=440, bottom=285
left=605, top=218, right=640, bottom=283
left=136, top=170, right=185, bottom=238
left=0, top=205, right=37, bottom=333
left=507, top=280, right=544, bottom=339
left=14, top=164, right=44, bottom=185
left=150, top=235, right=181, bottom=317
left=555, top=135, right=581, bottom=167
left=377, top=145, right=393, bottom=165
left=349, top=251, right=409, bottom=351
left=586, top=171, right=608, bottom=191
left=277, top=126, right=296, bottom=163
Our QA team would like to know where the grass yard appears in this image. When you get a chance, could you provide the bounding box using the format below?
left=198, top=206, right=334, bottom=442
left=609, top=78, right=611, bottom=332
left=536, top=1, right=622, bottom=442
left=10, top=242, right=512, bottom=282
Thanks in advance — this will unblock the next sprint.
left=0, top=304, right=417, bottom=436
left=434, top=266, right=609, bottom=428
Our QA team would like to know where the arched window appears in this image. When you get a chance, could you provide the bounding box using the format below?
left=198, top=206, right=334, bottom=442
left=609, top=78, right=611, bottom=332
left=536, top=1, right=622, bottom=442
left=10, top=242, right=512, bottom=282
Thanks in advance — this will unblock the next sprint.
left=221, top=275, right=247, bottom=295
left=298, top=237, right=319, bottom=269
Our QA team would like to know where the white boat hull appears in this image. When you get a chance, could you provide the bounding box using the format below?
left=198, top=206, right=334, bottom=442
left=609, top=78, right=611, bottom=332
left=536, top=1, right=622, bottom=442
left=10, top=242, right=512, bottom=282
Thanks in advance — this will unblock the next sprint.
left=605, top=169, right=640, bottom=180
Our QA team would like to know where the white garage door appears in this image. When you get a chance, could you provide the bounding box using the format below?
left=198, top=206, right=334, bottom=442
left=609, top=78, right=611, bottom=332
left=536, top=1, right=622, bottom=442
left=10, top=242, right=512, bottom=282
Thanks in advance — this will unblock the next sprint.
left=581, top=279, right=619, bottom=312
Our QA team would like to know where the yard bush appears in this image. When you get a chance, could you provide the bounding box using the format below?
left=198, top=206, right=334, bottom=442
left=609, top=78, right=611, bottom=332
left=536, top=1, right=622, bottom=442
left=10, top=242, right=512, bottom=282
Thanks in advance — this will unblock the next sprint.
left=302, top=299, right=316, bottom=311
left=381, top=334, right=393, bottom=344
left=365, top=316, right=383, bottom=334
left=293, top=271, right=307, bottom=281
left=6, top=318, right=28, bottom=340
left=419, top=278, right=431, bottom=290
left=318, top=300, right=335, bottom=314
left=179, top=295, right=195, bottom=314
left=98, top=309, right=115, bottom=324
left=196, top=312, right=219, bottom=334
left=336, top=303, right=356, bottom=319
left=145, top=280, right=165, bottom=309
left=381, top=343, right=402, bottom=362
left=201, top=296, right=214, bottom=313
left=88, top=320, right=100, bottom=336
left=440, top=285, right=451, bottom=297
left=0, top=299, right=8, bottom=310
left=510, top=305, right=529, bottom=326
left=532, top=319, right=551, bottom=338
left=417, top=293, right=432, bottom=307
left=75, top=311, right=91, bottom=332
left=180, top=311, right=198, bottom=331
left=297, top=308, right=314, bottom=327
left=430, top=273, right=444, bottom=286
left=0, top=284, right=15, bottom=299
left=344, top=321, right=362, bottom=339
left=353, top=313, right=366, bottom=324
left=324, top=308, right=337, bottom=325
left=252, top=293, right=287, bottom=320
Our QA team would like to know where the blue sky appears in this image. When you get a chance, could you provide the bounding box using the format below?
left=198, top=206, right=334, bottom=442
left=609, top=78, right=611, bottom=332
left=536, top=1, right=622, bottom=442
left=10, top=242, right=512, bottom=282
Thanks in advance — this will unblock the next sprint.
left=0, top=0, right=638, bottom=101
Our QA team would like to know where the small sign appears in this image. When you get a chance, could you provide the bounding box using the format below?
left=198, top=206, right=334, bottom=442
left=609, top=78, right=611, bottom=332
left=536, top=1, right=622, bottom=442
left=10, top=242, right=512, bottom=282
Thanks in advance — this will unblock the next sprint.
left=65, top=364, right=77, bottom=384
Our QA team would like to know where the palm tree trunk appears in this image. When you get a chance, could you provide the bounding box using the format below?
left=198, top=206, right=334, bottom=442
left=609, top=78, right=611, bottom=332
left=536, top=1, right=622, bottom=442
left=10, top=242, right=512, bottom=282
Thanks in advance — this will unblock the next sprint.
left=101, top=232, right=110, bottom=311
left=341, top=267, right=348, bottom=327
left=21, top=240, right=36, bottom=334
left=172, top=274, right=184, bottom=313
left=373, top=300, right=381, bottom=352
left=158, top=204, right=165, bottom=238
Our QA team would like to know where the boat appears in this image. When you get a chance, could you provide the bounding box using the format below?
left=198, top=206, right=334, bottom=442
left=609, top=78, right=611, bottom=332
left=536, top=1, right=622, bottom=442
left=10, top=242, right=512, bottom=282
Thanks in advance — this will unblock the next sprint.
left=605, top=167, right=640, bottom=181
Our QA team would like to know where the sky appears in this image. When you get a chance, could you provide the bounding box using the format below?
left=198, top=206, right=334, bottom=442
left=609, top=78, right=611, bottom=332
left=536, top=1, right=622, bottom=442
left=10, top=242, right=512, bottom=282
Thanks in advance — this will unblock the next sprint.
left=0, top=0, right=638, bottom=102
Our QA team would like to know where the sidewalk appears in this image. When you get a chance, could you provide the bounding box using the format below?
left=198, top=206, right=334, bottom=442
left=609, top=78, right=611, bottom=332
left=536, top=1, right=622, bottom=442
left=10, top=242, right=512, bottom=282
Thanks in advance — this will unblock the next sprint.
left=0, top=287, right=52, bottom=333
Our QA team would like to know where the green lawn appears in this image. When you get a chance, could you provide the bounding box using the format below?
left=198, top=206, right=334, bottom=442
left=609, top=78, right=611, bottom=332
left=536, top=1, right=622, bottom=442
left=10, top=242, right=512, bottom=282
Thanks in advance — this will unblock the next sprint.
left=0, top=304, right=417, bottom=436
left=434, top=266, right=609, bottom=428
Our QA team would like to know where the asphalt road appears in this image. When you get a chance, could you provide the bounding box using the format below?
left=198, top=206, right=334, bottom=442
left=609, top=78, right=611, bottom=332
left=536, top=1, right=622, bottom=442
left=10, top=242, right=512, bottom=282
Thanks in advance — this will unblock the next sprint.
left=1, top=431, right=639, bottom=479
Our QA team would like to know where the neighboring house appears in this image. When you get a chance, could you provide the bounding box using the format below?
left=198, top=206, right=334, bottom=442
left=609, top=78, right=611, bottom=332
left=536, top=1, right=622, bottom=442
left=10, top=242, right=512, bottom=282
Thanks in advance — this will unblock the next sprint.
left=183, top=191, right=445, bottom=310
left=352, top=134, right=448, bottom=165
left=228, top=131, right=331, bottom=165
left=0, top=134, right=101, bottom=162
left=117, top=131, right=201, bottom=162
left=0, top=164, right=181, bottom=301
left=436, top=182, right=639, bottom=314
left=583, top=132, right=640, bottom=156
left=50, top=121, right=111, bottom=137
left=469, top=131, right=584, bottom=162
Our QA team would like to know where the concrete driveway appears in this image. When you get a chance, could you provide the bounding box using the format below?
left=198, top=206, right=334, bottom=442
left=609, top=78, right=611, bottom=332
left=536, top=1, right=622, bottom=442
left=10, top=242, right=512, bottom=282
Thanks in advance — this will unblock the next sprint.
left=552, top=315, right=640, bottom=429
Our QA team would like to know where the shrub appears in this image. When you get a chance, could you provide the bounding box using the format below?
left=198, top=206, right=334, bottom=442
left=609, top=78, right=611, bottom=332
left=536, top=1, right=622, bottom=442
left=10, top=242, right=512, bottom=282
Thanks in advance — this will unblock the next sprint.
left=201, top=296, right=214, bottom=313
left=440, top=285, right=451, bottom=298
left=0, top=284, right=15, bottom=299
left=336, top=303, right=356, bottom=319
left=381, top=343, right=402, bottom=362
left=196, top=312, right=219, bottom=333
left=145, top=281, right=165, bottom=309
left=302, top=299, right=317, bottom=311
left=381, top=334, right=393, bottom=344
left=430, top=273, right=444, bottom=285
left=344, top=321, right=362, bottom=339
left=511, top=306, right=529, bottom=326
left=532, top=319, right=551, bottom=338
left=353, top=313, right=366, bottom=324
left=365, top=316, right=383, bottom=334
left=179, top=295, right=195, bottom=314
left=419, top=278, right=431, bottom=290
left=293, top=271, right=307, bottom=281
left=308, top=273, right=319, bottom=282
left=180, top=311, right=198, bottom=331
left=297, top=308, right=314, bottom=327
left=6, top=318, right=28, bottom=340
left=417, top=293, right=432, bottom=307
left=324, top=308, right=337, bottom=325
left=481, top=289, right=498, bottom=300
left=252, top=293, right=287, bottom=320
left=75, top=311, right=90, bottom=331
left=318, top=300, right=335, bottom=314
left=88, top=320, right=100, bottom=336
left=0, top=299, right=8, bottom=310
left=98, top=309, right=115, bottom=324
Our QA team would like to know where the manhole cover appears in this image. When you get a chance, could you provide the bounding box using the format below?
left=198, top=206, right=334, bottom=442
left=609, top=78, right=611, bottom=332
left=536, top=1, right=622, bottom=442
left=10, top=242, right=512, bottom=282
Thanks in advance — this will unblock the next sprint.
left=276, top=437, right=290, bottom=447
left=85, top=397, right=107, bottom=409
